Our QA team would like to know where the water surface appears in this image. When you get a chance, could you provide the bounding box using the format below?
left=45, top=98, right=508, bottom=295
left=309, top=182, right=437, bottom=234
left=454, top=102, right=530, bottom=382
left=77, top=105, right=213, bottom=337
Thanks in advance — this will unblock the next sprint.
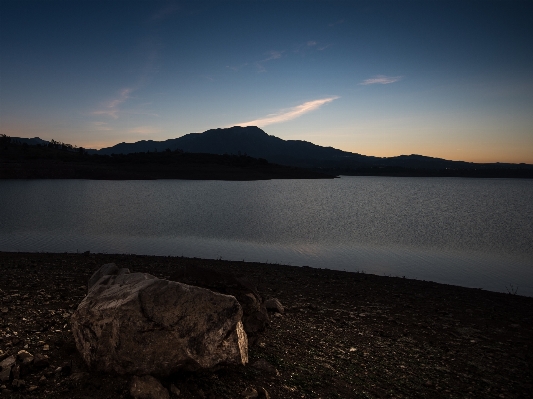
left=1, top=177, right=532, bottom=296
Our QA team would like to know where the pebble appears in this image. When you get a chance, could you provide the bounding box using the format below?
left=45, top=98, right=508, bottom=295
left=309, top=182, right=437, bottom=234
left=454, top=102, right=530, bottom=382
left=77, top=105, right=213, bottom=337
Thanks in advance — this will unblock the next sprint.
left=0, top=356, right=16, bottom=382
left=12, top=379, right=26, bottom=388
left=258, top=387, right=270, bottom=399
left=170, top=383, right=180, bottom=396
left=129, top=375, right=169, bottom=399
left=242, top=387, right=258, bottom=398
left=251, top=359, right=280, bottom=376
left=264, top=298, right=284, bottom=314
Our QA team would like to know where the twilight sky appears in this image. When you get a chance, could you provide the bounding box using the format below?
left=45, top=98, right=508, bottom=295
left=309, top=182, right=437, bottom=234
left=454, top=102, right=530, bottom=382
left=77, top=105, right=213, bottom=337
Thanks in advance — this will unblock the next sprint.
left=1, top=0, right=532, bottom=163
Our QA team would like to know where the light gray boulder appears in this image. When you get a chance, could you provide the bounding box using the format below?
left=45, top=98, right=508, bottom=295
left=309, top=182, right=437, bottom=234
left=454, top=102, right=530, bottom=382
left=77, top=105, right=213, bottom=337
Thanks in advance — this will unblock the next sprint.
left=71, top=264, right=248, bottom=376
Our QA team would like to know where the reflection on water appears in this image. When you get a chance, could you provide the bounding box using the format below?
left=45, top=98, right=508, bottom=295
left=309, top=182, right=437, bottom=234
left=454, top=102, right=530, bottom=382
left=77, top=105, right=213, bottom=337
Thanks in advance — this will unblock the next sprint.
left=1, top=177, right=532, bottom=296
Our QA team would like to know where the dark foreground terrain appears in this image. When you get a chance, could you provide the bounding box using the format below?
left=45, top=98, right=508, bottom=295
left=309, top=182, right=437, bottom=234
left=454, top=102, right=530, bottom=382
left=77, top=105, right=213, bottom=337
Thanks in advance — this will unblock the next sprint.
left=0, top=136, right=335, bottom=180
left=0, top=252, right=532, bottom=398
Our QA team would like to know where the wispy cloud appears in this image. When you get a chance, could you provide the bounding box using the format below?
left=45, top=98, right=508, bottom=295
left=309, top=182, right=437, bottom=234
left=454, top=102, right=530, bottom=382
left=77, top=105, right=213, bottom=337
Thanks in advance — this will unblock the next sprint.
left=226, top=62, right=248, bottom=71
left=92, top=88, right=133, bottom=119
left=329, top=19, right=344, bottom=27
left=294, top=40, right=331, bottom=54
left=255, top=50, right=283, bottom=72
left=129, top=126, right=161, bottom=135
left=360, top=75, right=402, bottom=85
left=150, top=3, right=180, bottom=22
left=233, top=96, right=339, bottom=127
left=92, top=122, right=112, bottom=131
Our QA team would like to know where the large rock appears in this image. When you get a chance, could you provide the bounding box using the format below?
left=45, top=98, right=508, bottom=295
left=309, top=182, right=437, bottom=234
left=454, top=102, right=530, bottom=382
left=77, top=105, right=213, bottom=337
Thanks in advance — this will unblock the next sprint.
left=71, top=264, right=248, bottom=376
left=170, top=265, right=269, bottom=344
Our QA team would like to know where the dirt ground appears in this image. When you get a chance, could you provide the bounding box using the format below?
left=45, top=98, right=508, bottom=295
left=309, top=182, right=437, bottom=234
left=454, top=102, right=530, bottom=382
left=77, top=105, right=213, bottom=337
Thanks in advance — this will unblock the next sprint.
left=0, top=252, right=532, bottom=398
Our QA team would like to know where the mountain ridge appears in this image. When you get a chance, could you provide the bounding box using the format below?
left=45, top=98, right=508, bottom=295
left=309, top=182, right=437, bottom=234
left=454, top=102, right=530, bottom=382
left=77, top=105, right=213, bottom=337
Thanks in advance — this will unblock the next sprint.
left=89, top=126, right=531, bottom=171
left=8, top=127, right=533, bottom=174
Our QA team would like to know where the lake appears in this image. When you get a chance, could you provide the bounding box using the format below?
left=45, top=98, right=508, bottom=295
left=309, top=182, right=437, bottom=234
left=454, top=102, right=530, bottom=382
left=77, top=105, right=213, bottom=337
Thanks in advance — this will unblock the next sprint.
left=1, top=177, right=532, bottom=296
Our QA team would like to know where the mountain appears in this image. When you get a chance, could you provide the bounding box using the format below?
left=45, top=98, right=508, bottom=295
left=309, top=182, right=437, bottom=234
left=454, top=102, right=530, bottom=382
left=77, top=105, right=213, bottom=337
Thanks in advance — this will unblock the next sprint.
left=91, top=126, right=533, bottom=176
left=0, top=135, right=335, bottom=180
left=94, top=126, right=373, bottom=168
left=7, top=129, right=531, bottom=177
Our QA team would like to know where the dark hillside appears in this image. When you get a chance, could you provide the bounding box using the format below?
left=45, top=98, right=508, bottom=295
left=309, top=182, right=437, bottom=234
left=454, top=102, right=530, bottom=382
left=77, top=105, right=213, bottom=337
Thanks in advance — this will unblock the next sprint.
left=0, top=135, right=335, bottom=180
left=92, top=127, right=533, bottom=178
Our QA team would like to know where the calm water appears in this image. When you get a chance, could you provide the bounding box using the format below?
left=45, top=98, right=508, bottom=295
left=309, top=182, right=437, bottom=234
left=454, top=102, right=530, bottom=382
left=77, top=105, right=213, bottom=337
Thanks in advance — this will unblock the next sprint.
left=1, top=177, right=532, bottom=296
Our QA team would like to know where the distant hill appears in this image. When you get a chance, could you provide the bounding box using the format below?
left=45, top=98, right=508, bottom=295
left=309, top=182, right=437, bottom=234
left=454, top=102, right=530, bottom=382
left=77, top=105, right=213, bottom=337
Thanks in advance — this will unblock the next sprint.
left=0, top=134, right=335, bottom=180
left=89, top=126, right=533, bottom=176
left=6, top=129, right=532, bottom=177
left=7, top=137, right=50, bottom=146
left=93, top=126, right=373, bottom=168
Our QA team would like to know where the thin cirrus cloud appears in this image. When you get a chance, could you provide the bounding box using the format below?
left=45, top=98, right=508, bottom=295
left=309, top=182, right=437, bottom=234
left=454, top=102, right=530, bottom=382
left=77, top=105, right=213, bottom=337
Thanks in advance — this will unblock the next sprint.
left=129, top=126, right=161, bottom=135
left=255, top=50, right=283, bottom=72
left=234, top=96, right=340, bottom=127
left=92, top=88, right=133, bottom=119
left=360, top=75, right=402, bottom=85
left=150, top=3, right=180, bottom=22
left=92, top=122, right=112, bottom=131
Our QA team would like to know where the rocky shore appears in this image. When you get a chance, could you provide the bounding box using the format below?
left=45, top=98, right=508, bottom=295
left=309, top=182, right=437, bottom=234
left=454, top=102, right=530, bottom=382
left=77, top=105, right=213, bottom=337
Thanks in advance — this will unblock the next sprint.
left=0, top=252, right=532, bottom=398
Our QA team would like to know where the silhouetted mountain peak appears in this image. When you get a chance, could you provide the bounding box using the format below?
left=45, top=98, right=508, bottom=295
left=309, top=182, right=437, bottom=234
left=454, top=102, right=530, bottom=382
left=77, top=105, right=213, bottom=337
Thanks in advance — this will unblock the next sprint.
left=205, top=126, right=268, bottom=137
left=90, top=127, right=532, bottom=173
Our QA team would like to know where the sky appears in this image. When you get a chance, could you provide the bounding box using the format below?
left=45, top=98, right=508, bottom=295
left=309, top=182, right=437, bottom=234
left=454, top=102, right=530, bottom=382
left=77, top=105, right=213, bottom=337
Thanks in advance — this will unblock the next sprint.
left=1, top=0, right=532, bottom=163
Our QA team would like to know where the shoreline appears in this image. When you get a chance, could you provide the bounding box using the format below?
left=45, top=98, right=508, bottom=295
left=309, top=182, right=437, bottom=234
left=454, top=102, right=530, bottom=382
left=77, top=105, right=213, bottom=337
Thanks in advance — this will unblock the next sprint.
left=1, top=251, right=532, bottom=398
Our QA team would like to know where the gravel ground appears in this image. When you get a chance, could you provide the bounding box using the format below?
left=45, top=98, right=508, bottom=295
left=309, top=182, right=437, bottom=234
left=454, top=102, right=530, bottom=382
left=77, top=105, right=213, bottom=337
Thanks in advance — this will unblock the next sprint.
left=0, top=252, right=532, bottom=399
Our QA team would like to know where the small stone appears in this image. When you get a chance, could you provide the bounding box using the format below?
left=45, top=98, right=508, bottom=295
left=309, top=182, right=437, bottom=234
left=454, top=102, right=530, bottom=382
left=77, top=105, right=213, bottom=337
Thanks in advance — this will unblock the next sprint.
left=264, top=298, right=284, bottom=314
left=12, top=378, right=25, bottom=388
left=170, top=384, right=180, bottom=396
left=42, top=344, right=49, bottom=351
left=129, top=375, right=169, bottom=399
left=39, top=375, right=47, bottom=385
left=0, top=307, right=8, bottom=314
left=17, top=350, right=34, bottom=365
left=28, top=385, right=38, bottom=392
left=251, top=359, right=280, bottom=376
left=0, top=355, right=15, bottom=382
left=242, top=386, right=258, bottom=399
left=258, top=387, right=270, bottom=399
left=11, top=363, right=20, bottom=380
left=69, top=372, right=89, bottom=382
left=33, top=354, right=50, bottom=370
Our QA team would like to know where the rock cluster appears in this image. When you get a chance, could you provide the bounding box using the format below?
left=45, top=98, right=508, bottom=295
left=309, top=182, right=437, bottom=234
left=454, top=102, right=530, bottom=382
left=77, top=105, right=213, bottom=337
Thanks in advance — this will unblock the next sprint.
left=71, top=264, right=248, bottom=376
left=0, top=349, right=50, bottom=392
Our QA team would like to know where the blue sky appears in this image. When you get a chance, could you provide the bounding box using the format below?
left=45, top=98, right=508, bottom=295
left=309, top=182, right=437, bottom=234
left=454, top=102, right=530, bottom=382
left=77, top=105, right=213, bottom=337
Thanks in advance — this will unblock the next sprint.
left=1, top=0, right=532, bottom=163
